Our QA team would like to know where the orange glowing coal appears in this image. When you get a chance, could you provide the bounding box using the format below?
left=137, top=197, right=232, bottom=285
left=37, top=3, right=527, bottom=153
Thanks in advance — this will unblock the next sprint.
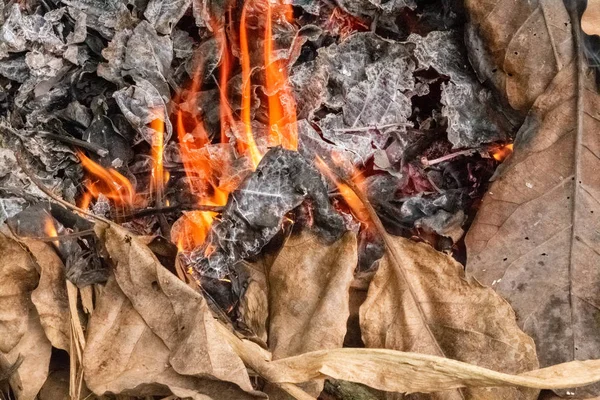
left=78, top=151, right=136, bottom=208
left=492, top=143, right=514, bottom=162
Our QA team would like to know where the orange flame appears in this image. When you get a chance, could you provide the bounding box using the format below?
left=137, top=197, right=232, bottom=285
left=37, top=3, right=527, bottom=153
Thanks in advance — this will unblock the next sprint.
left=150, top=114, right=165, bottom=204
left=214, top=22, right=235, bottom=144
left=264, top=1, right=298, bottom=150
left=43, top=215, right=59, bottom=247
left=239, top=3, right=263, bottom=168
left=492, top=143, right=514, bottom=162
left=78, top=151, right=136, bottom=207
left=315, top=155, right=370, bottom=225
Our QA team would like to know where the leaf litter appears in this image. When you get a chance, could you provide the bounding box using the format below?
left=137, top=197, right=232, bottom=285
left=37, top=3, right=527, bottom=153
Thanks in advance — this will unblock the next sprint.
left=465, top=1, right=600, bottom=396
left=1, top=0, right=600, bottom=398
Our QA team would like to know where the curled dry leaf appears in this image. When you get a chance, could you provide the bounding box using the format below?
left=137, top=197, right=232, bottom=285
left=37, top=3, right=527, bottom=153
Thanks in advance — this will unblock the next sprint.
left=2, top=308, right=52, bottom=400
left=220, top=323, right=600, bottom=396
left=84, top=276, right=260, bottom=399
left=91, top=223, right=262, bottom=396
left=19, top=238, right=70, bottom=352
left=465, top=0, right=573, bottom=111
left=465, top=34, right=600, bottom=398
left=582, top=0, right=600, bottom=37
left=266, top=230, right=357, bottom=396
left=0, top=231, right=39, bottom=353
left=0, top=232, right=51, bottom=400
left=360, top=234, right=539, bottom=399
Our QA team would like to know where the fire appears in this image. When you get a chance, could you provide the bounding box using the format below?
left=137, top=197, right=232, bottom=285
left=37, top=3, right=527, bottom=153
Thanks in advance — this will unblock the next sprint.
left=315, top=155, right=370, bottom=225
left=239, top=3, right=263, bottom=168
left=150, top=114, right=165, bottom=205
left=43, top=215, right=59, bottom=247
left=491, top=143, right=514, bottom=162
left=78, top=151, right=136, bottom=208
left=264, top=1, right=298, bottom=150
left=173, top=2, right=301, bottom=251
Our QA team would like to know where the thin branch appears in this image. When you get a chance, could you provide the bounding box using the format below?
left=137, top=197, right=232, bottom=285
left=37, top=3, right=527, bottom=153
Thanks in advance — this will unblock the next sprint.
left=114, top=204, right=224, bottom=222
left=38, top=132, right=109, bottom=157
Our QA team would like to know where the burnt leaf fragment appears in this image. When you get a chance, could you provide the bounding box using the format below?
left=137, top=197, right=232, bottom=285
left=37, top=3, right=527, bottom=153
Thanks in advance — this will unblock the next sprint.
left=187, top=147, right=346, bottom=278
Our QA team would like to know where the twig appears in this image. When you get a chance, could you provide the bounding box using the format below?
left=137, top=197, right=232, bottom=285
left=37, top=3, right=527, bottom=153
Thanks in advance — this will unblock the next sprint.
left=420, top=149, right=477, bottom=167
left=114, top=204, right=224, bottom=222
left=334, top=122, right=411, bottom=133
left=15, top=152, right=112, bottom=226
left=38, top=132, right=109, bottom=157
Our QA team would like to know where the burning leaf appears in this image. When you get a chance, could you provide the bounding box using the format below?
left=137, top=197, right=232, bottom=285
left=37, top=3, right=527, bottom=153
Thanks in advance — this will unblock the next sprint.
left=84, top=276, right=262, bottom=399
left=189, top=147, right=345, bottom=278
left=465, top=27, right=600, bottom=398
left=93, top=222, right=259, bottom=394
left=360, top=234, right=539, bottom=399
left=465, top=0, right=573, bottom=111
left=267, top=230, right=357, bottom=395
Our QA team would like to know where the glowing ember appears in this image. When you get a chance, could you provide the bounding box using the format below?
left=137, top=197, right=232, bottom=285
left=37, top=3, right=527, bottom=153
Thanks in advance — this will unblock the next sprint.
left=492, top=143, right=514, bottom=162
left=78, top=151, right=136, bottom=208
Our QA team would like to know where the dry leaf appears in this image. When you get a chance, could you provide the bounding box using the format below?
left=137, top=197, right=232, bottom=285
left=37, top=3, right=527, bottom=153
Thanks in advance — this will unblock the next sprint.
left=267, top=230, right=357, bottom=396
left=465, top=0, right=573, bottom=111
left=582, top=0, right=600, bottom=37
left=360, top=235, right=539, bottom=399
left=269, top=230, right=357, bottom=357
left=84, top=275, right=260, bottom=399
left=93, top=223, right=262, bottom=395
left=2, top=308, right=52, bottom=400
left=20, top=238, right=70, bottom=352
left=238, top=258, right=271, bottom=343
left=0, top=232, right=39, bottom=353
left=465, top=53, right=600, bottom=397
left=219, top=322, right=600, bottom=395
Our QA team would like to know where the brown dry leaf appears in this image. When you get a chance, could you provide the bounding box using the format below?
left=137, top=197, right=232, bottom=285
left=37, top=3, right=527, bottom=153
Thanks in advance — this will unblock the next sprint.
left=238, top=258, right=271, bottom=343
left=84, top=275, right=261, bottom=399
left=465, top=0, right=573, bottom=111
left=465, top=40, right=600, bottom=396
left=0, top=232, right=39, bottom=353
left=582, top=0, right=600, bottom=37
left=19, top=238, right=70, bottom=352
left=360, top=235, right=539, bottom=399
left=2, top=308, right=52, bottom=400
left=93, top=223, right=263, bottom=396
left=267, top=230, right=357, bottom=397
left=219, top=322, right=600, bottom=395
left=269, top=230, right=357, bottom=357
